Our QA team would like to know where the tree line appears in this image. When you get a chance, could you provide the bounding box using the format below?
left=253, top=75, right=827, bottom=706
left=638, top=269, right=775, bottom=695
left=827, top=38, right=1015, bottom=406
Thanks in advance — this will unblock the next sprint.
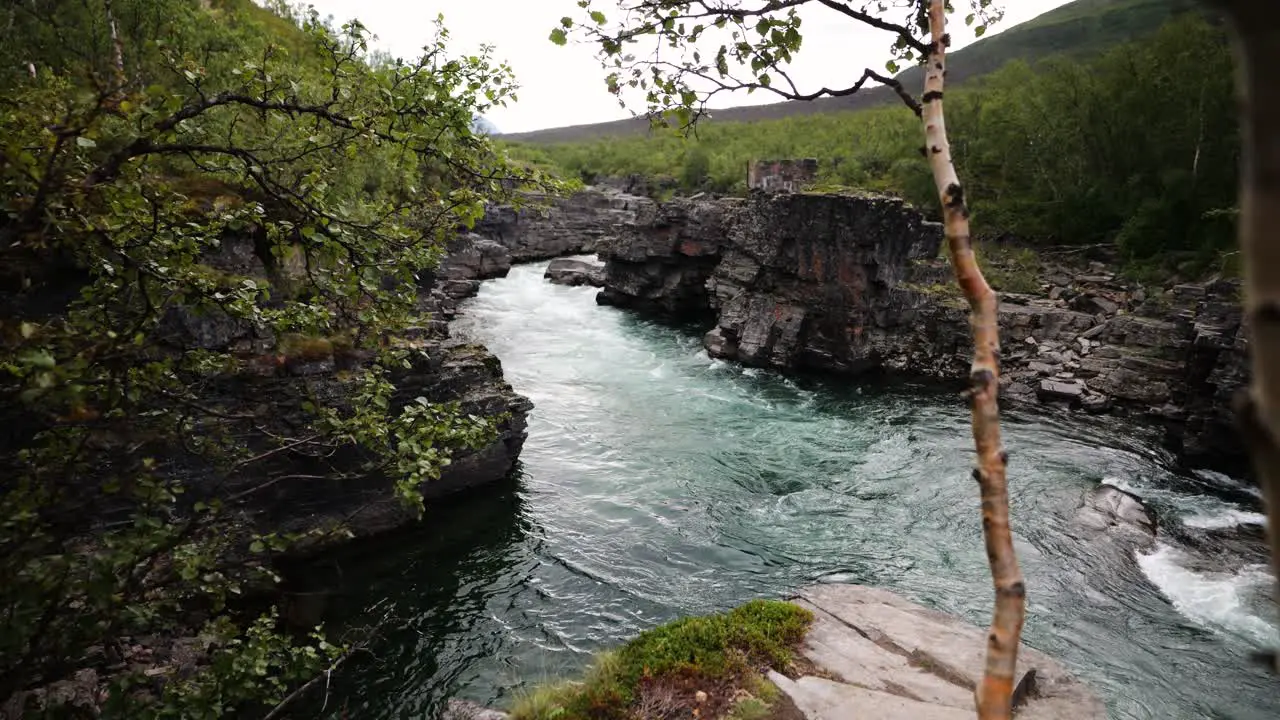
left=507, top=13, right=1238, bottom=278
left=1, top=0, right=548, bottom=716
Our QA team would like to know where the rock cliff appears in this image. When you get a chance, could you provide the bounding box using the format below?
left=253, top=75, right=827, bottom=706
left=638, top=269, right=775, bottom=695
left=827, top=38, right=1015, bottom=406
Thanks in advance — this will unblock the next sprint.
left=597, top=196, right=738, bottom=317
left=703, top=192, right=942, bottom=371
left=475, top=187, right=654, bottom=262
left=594, top=189, right=1250, bottom=468
left=10, top=231, right=534, bottom=548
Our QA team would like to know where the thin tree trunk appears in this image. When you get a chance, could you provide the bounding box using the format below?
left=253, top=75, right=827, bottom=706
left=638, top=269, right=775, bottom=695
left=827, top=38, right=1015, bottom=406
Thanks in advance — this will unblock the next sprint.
left=1213, top=0, right=1280, bottom=673
left=922, top=2, right=1025, bottom=716
left=104, top=0, right=126, bottom=88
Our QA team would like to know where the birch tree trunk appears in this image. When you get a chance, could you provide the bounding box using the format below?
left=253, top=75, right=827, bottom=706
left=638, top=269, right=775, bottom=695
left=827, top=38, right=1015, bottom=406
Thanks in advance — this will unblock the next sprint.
left=922, top=2, right=1025, bottom=716
left=104, top=0, right=127, bottom=88
left=1211, top=0, right=1280, bottom=673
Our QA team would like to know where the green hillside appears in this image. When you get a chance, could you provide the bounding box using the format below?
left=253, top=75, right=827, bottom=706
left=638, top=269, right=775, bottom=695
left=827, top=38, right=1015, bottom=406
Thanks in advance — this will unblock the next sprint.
left=501, top=0, right=1204, bottom=143
left=504, top=13, right=1239, bottom=278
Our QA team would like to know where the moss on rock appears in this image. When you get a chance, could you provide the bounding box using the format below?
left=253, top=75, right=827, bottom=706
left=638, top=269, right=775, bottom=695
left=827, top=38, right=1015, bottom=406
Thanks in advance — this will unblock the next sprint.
left=510, top=599, right=812, bottom=720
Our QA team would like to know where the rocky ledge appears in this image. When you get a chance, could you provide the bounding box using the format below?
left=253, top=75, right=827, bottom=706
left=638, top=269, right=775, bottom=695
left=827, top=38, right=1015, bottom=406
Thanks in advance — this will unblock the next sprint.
left=454, top=584, right=1104, bottom=720
left=544, top=257, right=605, bottom=287
left=594, top=190, right=1249, bottom=468
left=151, top=233, right=533, bottom=546
left=776, top=584, right=1105, bottom=720
left=475, top=187, right=653, bottom=263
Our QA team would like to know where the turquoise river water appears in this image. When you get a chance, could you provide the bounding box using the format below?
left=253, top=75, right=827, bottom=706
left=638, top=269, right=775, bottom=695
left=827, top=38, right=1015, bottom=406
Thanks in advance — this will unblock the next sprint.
left=315, top=261, right=1279, bottom=719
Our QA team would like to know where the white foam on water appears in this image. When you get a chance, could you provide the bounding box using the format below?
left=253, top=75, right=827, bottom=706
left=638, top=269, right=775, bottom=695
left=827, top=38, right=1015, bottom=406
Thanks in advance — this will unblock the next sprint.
left=1101, top=476, right=1147, bottom=497
left=1194, top=467, right=1263, bottom=498
left=1105, top=475, right=1267, bottom=530
left=1137, top=543, right=1279, bottom=647
left=1181, top=508, right=1268, bottom=530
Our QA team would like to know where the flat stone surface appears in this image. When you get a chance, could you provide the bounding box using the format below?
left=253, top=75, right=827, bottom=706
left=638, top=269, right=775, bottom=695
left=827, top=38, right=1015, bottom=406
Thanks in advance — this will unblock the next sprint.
left=442, top=699, right=509, bottom=720
left=777, top=584, right=1106, bottom=720
left=768, top=672, right=972, bottom=720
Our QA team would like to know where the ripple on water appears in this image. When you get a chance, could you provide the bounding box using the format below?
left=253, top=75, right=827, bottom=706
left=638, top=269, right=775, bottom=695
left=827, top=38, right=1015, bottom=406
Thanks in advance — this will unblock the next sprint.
left=321, top=263, right=1279, bottom=720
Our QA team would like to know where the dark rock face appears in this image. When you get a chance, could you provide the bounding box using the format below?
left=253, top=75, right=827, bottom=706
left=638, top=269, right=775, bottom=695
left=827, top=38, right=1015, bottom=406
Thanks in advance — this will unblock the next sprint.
left=120, top=233, right=531, bottom=545
left=589, top=190, right=1249, bottom=467
left=194, top=331, right=531, bottom=545
left=596, top=197, right=737, bottom=317
left=544, top=257, right=605, bottom=287
left=475, top=188, right=654, bottom=262
left=439, top=233, right=513, bottom=284
left=703, top=192, right=942, bottom=371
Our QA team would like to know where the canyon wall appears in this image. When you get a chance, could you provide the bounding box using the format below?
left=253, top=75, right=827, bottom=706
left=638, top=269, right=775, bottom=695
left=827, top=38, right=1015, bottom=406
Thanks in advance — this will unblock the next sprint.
left=595, top=189, right=1249, bottom=467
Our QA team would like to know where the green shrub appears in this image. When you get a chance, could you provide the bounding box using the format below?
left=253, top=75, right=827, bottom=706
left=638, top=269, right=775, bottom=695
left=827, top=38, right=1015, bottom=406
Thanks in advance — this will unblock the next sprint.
left=510, top=600, right=812, bottom=720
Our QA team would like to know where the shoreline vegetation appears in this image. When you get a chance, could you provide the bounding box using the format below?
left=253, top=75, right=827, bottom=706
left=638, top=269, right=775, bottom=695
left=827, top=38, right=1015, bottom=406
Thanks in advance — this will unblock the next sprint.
left=509, top=600, right=813, bottom=720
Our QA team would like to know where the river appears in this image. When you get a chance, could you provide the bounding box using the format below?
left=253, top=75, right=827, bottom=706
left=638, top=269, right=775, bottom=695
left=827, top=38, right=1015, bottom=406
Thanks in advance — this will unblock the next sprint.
left=316, top=260, right=1278, bottom=719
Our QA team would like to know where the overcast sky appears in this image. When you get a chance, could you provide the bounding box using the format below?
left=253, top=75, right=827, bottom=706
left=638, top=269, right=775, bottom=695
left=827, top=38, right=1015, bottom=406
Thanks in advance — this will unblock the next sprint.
left=303, top=0, right=1074, bottom=133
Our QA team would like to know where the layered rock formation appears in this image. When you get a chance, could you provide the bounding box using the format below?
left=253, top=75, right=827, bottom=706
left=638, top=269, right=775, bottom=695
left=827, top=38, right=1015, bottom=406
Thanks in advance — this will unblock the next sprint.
left=147, top=234, right=532, bottom=544
left=597, top=197, right=739, bottom=317
left=775, top=584, right=1106, bottom=720
left=702, top=192, right=942, bottom=371
left=475, top=187, right=653, bottom=262
left=594, top=189, right=1250, bottom=467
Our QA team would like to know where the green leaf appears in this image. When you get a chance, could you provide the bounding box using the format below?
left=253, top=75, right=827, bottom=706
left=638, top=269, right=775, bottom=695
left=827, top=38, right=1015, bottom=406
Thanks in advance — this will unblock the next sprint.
left=589, top=10, right=606, bottom=25
left=975, top=25, right=987, bottom=38
left=18, top=349, right=55, bottom=369
left=249, top=540, right=265, bottom=554
left=549, top=28, right=568, bottom=46
left=75, top=136, right=96, bottom=148
left=560, top=16, right=573, bottom=28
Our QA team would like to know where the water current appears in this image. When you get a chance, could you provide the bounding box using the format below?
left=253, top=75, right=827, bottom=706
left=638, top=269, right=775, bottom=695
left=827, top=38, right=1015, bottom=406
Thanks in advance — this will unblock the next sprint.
left=318, top=260, right=1279, bottom=719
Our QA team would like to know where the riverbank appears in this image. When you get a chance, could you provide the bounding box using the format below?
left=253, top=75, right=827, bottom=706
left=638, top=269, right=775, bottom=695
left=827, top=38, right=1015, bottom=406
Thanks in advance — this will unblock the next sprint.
left=579, top=188, right=1248, bottom=473
left=451, top=584, right=1105, bottom=720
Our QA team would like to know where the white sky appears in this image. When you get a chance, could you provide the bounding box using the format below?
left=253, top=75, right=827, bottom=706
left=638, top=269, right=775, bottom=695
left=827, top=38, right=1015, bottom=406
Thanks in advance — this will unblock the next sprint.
left=303, top=0, right=1074, bottom=133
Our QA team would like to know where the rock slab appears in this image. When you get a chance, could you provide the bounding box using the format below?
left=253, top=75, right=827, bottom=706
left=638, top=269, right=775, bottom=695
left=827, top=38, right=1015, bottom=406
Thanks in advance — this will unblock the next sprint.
left=775, top=584, right=1105, bottom=720
left=544, top=257, right=605, bottom=287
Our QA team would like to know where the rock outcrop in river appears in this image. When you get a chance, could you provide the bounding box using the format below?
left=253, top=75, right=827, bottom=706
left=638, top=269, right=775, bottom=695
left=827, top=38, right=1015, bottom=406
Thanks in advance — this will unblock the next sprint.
left=589, top=189, right=1250, bottom=468
left=544, top=257, right=605, bottom=287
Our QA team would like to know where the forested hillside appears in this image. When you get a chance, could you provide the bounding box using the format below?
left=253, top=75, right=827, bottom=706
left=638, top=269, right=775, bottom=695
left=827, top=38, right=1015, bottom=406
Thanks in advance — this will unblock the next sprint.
left=505, top=14, right=1237, bottom=277
left=500, top=0, right=1203, bottom=143
left=0, top=0, right=547, bottom=716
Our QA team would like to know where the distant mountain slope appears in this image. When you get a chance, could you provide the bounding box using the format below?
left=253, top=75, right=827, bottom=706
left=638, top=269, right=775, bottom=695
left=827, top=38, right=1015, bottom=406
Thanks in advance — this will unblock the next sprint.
left=501, top=0, right=1202, bottom=144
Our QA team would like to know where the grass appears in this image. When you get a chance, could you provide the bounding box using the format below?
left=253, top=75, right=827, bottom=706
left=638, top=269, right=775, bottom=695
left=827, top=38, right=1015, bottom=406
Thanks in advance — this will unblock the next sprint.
left=509, top=599, right=812, bottom=720
left=975, top=244, right=1042, bottom=294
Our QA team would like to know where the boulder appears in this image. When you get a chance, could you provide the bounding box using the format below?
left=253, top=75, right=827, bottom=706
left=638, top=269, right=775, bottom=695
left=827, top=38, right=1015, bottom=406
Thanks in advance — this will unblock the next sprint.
left=1037, top=379, right=1086, bottom=403
left=774, top=584, right=1106, bottom=720
left=702, top=191, right=942, bottom=371
left=1071, top=294, right=1120, bottom=316
left=1080, top=392, right=1112, bottom=414
left=436, top=233, right=512, bottom=283
left=1071, top=484, right=1157, bottom=547
left=544, top=257, right=605, bottom=287
left=442, top=700, right=509, bottom=720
